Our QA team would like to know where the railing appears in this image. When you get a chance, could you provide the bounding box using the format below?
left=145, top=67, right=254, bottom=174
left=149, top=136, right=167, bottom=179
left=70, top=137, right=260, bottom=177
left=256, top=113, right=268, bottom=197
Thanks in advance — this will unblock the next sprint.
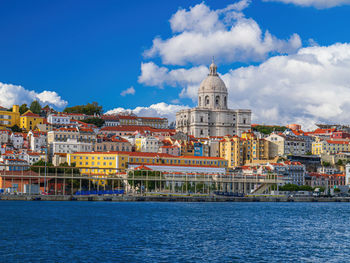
left=0, top=164, right=286, bottom=195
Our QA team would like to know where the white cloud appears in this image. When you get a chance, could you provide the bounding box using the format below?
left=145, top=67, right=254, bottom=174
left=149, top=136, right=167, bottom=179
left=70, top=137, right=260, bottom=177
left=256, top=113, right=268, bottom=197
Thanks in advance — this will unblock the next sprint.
left=138, top=62, right=208, bottom=88
left=106, top=102, right=189, bottom=123
left=140, top=43, right=350, bottom=130
left=263, top=0, right=350, bottom=9
left=0, top=82, right=67, bottom=109
left=221, top=43, right=350, bottom=129
left=144, top=2, right=301, bottom=65
left=120, top=86, right=136, bottom=96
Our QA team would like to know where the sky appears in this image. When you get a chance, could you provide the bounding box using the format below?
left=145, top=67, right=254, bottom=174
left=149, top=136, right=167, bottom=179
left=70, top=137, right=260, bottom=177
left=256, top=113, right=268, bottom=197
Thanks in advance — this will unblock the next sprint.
left=1, top=0, right=350, bottom=129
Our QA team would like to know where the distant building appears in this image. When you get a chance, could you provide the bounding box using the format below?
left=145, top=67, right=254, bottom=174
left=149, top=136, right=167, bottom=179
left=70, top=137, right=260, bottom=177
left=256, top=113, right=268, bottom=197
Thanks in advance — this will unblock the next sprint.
left=47, top=114, right=71, bottom=126
left=94, top=135, right=132, bottom=152
left=176, top=62, right=251, bottom=137
left=265, top=133, right=306, bottom=157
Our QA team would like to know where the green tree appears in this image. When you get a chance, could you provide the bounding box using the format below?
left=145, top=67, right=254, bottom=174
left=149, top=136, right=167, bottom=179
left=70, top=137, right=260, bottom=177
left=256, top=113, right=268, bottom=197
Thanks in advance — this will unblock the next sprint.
left=252, top=125, right=287, bottom=135
left=81, top=117, right=105, bottom=127
left=29, top=100, right=42, bottom=114
left=322, top=161, right=331, bottom=167
left=336, top=159, right=344, bottom=166
left=19, top=104, right=29, bottom=115
left=298, top=185, right=313, bottom=191
left=279, top=183, right=300, bottom=191
left=64, top=102, right=103, bottom=116
left=10, top=124, right=22, bottom=132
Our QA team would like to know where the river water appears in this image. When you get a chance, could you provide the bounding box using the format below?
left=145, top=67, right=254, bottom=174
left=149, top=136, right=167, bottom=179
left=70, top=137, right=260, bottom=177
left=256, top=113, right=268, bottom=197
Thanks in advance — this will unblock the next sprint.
left=0, top=201, right=349, bottom=262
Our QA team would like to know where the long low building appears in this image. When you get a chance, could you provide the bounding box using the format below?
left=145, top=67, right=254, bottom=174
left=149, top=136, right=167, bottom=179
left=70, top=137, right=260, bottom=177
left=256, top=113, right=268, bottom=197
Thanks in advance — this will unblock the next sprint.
left=67, top=151, right=228, bottom=174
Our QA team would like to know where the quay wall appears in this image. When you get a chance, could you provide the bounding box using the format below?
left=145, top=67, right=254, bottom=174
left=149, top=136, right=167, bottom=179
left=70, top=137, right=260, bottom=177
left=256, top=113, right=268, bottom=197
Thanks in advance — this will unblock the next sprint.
left=1, top=195, right=350, bottom=202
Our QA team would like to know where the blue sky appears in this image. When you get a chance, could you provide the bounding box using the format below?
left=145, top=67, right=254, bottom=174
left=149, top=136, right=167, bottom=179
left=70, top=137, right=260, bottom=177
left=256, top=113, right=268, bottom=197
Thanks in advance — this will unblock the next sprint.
left=2, top=0, right=350, bottom=128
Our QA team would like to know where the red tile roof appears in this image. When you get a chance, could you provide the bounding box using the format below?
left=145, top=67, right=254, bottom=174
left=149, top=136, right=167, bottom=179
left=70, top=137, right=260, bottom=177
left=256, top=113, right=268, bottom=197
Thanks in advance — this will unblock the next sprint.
left=21, top=111, right=43, bottom=118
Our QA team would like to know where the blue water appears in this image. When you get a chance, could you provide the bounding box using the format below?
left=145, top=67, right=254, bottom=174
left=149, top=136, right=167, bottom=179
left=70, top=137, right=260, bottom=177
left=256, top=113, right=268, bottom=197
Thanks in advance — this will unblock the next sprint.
left=0, top=202, right=350, bottom=262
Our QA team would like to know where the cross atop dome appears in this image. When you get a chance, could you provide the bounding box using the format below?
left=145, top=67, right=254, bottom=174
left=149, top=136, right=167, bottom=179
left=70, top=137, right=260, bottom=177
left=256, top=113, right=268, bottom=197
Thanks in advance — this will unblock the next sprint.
left=209, top=57, right=218, bottom=76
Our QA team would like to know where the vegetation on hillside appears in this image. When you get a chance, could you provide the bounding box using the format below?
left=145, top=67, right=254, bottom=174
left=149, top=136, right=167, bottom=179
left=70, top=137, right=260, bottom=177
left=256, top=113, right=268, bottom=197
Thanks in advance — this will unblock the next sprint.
left=63, top=102, right=103, bottom=115
left=81, top=117, right=105, bottom=127
left=29, top=100, right=42, bottom=114
left=252, top=125, right=287, bottom=135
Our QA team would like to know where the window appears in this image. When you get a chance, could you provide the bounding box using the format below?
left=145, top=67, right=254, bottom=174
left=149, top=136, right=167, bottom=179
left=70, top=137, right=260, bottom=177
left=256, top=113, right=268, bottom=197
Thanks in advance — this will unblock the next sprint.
left=205, top=96, right=209, bottom=105
left=215, top=96, right=220, bottom=106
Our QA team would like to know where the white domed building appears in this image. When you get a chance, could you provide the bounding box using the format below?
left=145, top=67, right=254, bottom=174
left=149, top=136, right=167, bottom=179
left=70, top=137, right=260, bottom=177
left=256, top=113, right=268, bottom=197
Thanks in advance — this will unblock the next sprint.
left=176, top=61, right=251, bottom=137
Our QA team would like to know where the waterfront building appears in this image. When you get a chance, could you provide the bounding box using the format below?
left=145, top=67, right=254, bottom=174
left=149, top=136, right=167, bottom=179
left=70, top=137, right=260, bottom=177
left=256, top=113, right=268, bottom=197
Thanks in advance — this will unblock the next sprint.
left=0, top=105, right=20, bottom=128
left=267, top=161, right=306, bottom=186
left=346, top=163, right=350, bottom=185
left=306, top=172, right=345, bottom=188
left=20, top=110, right=44, bottom=131
left=67, top=151, right=228, bottom=174
left=176, top=61, right=251, bottom=137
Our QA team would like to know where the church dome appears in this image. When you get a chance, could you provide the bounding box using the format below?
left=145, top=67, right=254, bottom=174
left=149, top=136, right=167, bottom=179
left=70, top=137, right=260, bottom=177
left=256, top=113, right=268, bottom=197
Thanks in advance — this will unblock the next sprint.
left=198, top=62, right=227, bottom=94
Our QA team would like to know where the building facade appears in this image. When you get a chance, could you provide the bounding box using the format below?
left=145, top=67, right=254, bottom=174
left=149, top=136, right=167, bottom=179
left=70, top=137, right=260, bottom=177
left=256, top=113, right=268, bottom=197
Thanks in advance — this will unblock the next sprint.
left=0, top=105, right=20, bottom=128
left=176, top=62, right=251, bottom=137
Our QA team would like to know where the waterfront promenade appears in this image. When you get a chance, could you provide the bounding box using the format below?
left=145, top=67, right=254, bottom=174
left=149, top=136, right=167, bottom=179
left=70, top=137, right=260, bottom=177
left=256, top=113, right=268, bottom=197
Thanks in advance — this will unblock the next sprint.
left=1, top=194, right=349, bottom=202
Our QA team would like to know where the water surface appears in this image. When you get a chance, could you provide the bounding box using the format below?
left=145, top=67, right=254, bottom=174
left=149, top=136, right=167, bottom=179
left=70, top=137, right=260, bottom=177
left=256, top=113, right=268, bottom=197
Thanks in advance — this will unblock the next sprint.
left=0, top=201, right=349, bottom=262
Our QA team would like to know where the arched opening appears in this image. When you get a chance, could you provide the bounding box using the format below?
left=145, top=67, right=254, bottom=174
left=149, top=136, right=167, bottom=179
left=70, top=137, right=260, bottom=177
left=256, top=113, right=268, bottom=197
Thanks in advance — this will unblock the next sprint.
left=224, top=96, right=227, bottom=107
left=215, top=96, right=220, bottom=107
left=205, top=96, right=209, bottom=106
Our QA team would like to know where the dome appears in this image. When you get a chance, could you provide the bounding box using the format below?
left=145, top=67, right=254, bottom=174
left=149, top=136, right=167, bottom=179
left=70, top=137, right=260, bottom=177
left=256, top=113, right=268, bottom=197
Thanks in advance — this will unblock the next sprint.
left=198, top=75, right=227, bottom=94
left=197, top=61, right=228, bottom=110
left=198, top=62, right=227, bottom=94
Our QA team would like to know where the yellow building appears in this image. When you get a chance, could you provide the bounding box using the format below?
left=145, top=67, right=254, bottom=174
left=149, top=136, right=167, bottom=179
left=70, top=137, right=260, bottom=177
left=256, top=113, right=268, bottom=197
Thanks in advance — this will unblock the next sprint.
left=219, top=133, right=270, bottom=168
left=0, top=105, right=20, bottom=128
left=241, top=132, right=269, bottom=164
left=219, top=136, right=243, bottom=168
left=20, top=110, right=44, bottom=131
left=135, top=138, right=142, bottom=152
left=312, top=139, right=350, bottom=155
left=67, top=151, right=227, bottom=174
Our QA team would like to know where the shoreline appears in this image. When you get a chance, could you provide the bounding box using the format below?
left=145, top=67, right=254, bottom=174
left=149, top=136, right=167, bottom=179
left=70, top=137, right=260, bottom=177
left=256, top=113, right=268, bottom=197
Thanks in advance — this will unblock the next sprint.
left=1, top=195, right=350, bottom=202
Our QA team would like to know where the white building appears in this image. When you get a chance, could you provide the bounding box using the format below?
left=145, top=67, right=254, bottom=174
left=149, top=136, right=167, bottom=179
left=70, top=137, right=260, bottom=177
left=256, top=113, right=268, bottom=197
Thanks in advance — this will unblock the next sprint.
left=140, top=136, right=159, bottom=153
left=265, top=133, right=306, bottom=157
left=47, top=114, right=71, bottom=125
left=267, top=161, right=306, bottom=186
left=176, top=62, right=251, bottom=137
left=27, top=131, right=47, bottom=152
left=23, top=152, right=45, bottom=165
left=0, top=130, right=10, bottom=144
left=51, top=139, right=93, bottom=155
left=346, top=163, right=350, bottom=185
left=10, top=133, right=24, bottom=149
